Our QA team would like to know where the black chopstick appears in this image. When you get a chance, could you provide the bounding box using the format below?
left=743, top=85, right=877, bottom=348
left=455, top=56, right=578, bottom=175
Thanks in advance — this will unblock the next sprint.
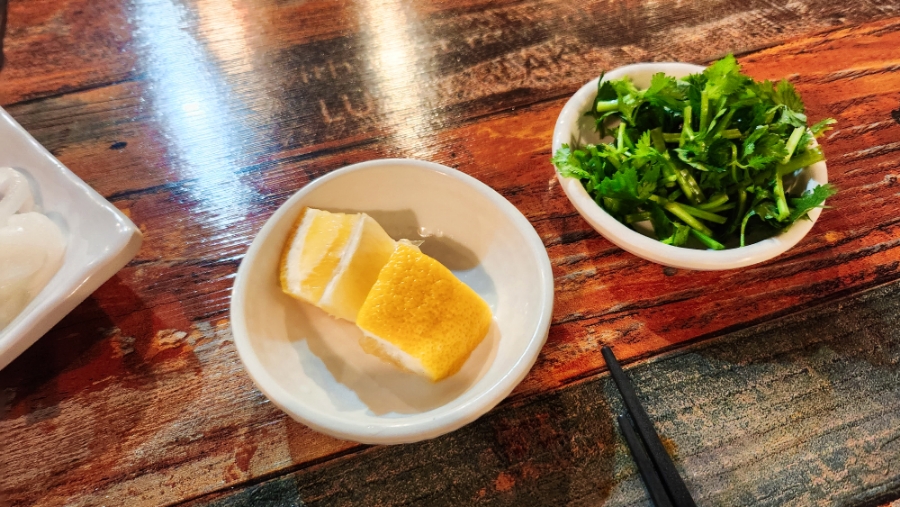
left=618, top=413, right=674, bottom=507
left=602, top=346, right=697, bottom=507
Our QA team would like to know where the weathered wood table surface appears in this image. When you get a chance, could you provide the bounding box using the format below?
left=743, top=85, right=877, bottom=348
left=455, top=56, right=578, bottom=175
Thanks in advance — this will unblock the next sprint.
left=2, top=1, right=900, bottom=505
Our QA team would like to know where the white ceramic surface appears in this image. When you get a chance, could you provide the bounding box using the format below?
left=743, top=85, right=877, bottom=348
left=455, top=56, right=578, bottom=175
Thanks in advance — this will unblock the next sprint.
left=230, top=159, right=554, bottom=444
left=552, top=62, right=829, bottom=270
left=0, top=106, right=143, bottom=371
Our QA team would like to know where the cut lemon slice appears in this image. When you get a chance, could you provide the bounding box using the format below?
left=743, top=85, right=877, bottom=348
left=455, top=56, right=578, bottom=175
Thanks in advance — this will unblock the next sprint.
left=356, top=242, right=492, bottom=381
left=280, top=207, right=396, bottom=322
left=280, top=208, right=359, bottom=305
left=319, top=213, right=397, bottom=321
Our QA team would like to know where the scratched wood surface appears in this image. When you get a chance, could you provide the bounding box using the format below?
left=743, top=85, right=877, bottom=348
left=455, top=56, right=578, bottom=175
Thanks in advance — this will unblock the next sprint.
left=183, top=280, right=900, bottom=507
left=0, top=0, right=899, bottom=505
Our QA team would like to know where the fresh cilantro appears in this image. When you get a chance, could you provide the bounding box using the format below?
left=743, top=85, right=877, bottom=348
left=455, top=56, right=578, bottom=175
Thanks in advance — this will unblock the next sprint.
left=703, top=54, right=747, bottom=103
left=774, top=79, right=804, bottom=113
left=788, top=184, right=838, bottom=223
left=596, top=165, right=640, bottom=201
left=551, top=54, right=837, bottom=251
left=810, top=118, right=837, bottom=138
left=773, top=79, right=808, bottom=127
left=551, top=145, right=590, bottom=179
left=644, top=73, right=686, bottom=110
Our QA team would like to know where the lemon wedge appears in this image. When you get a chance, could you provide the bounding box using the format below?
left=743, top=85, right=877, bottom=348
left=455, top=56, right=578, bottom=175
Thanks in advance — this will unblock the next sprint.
left=319, top=213, right=396, bottom=321
left=356, top=242, right=492, bottom=381
left=280, top=208, right=396, bottom=321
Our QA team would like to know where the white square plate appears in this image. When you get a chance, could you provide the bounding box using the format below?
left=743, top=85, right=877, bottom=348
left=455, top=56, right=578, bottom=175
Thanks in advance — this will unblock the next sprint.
left=0, top=106, right=143, bottom=370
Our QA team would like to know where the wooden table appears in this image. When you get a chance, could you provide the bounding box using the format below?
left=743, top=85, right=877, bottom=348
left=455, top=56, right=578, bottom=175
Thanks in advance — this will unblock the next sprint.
left=1, top=1, right=899, bottom=505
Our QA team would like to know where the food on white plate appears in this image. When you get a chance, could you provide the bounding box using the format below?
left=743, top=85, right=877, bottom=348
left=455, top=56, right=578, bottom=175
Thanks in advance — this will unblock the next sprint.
left=551, top=54, right=836, bottom=249
left=0, top=167, right=66, bottom=330
left=279, top=207, right=492, bottom=381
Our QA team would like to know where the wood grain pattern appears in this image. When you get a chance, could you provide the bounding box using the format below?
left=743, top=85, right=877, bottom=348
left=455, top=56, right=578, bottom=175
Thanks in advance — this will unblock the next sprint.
left=184, top=280, right=900, bottom=507
left=0, top=1, right=899, bottom=506
left=0, top=0, right=136, bottom=104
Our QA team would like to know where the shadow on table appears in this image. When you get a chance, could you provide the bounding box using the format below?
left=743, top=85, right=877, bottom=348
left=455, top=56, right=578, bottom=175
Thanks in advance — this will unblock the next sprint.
left=0, top=274, right=200, bottom=422
left=0, top=277, right=130, bottom=420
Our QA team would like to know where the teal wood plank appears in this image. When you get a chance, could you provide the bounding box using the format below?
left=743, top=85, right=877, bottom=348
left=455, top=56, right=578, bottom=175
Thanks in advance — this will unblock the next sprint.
left=186, top=280, right=900, bottom=506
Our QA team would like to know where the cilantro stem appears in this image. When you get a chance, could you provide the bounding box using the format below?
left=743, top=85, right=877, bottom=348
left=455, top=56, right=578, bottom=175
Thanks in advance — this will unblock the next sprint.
left=674, top=164, right=705, bottom=205
left=709, top=109, right=737, bottom=138
left=680, top=106, right=693, bottom=147
left=649, top=129, right=682, bottom=184
left=740, top=210, right=756, bottom=247
left=678, top=203, right=728, bottom=224
left=690, top=229, right=725, bottom=250
left=664, top=203, right=714, bottom=236
left=726, top=187, right=747, bottom=235
left=649, top=128, right=667, bottom=151
left=656, top=127, right=704, bottom=204
left=663, top=133, right=680, bottom=143
left=617, top=122, right=626, bottom=151
left=730, top=143, right=740, bottom=184
left=623, top=132, right=636, bottom=150
left=775, top=147, right=824, bottom=176
left=626, top=211, right=651, bottom=223
left=773, top=173, right=790, bottom=221
left=706, top=203, right=736, bottom=213
left=781, top=126, right=806, bottom=163
left=606, top=154, right=622, bottom=170
left=700, top=89, right=710, bottom=132
left=696, top=193, right=729, bottom=210
left=596, top=100, right=619, bottom=113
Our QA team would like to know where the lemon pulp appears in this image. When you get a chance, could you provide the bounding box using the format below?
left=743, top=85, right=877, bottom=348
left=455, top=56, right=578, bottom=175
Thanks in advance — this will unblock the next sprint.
left=280, top=208, right=396, bottom=322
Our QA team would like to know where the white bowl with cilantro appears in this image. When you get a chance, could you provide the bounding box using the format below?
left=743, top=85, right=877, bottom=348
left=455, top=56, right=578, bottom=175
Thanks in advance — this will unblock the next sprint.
left=551, top=58, right=833, bottom=271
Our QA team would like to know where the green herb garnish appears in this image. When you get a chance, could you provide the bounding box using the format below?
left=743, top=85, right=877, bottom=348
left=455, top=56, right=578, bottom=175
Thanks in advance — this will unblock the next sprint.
left=552, top=55, right=836, bottom=249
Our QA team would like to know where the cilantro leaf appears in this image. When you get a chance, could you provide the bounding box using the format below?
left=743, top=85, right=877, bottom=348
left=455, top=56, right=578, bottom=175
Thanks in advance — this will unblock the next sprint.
left=774, top=79, right=804, bottom=113
left=644, top=73, right=686, bottom=110
left=596, top=165, right=639, bottom=201
left=636, top=164, right=660, bottom=200
left=810, top=118, right=837, bottom=138
left=773, top=79, right=807, bottom=127
left=551, top=144, right=591, bottom=179
left=610, top=78, right=644, bottom=125
left=788, top=184, right=837, bottom=223
left=703, top=54, right=747, bottom=102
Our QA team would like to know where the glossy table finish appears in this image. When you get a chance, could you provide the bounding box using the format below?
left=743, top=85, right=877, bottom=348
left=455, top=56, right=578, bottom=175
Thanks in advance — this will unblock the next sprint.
left=1, top=1, right=900, bottom=506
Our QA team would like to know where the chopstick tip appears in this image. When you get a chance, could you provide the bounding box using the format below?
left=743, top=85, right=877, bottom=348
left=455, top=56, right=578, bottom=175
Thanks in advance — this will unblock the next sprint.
left=601, top=345, right=617, bottom=366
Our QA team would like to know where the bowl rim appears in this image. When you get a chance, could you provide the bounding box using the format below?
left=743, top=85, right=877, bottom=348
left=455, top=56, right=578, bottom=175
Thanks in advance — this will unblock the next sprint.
left=229, top=158, right=554, bottom=444
left=551, top=62, right=829, bottom=271
left=0, top=106, right=143, bottom=371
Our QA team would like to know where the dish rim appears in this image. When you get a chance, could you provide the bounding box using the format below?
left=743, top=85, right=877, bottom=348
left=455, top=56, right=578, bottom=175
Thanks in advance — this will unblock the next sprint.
left=230, top=158, right=554, bottom=444
left=551, top=62, right=829, bottom=271
left=0, top=106, right=143, bottom=371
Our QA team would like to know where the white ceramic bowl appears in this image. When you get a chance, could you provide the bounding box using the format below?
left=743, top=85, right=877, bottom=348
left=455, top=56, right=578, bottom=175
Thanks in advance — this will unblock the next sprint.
left=230, top=159, right=554, bottom=444
left=552, top=62, right=829, bottom=270
left=0, top=106, right=143, bottom=370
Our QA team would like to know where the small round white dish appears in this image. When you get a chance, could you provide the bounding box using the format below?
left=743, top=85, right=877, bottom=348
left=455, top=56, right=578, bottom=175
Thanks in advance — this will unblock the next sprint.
left=230, top=159, right=554, bottom=444
left=551, top=62, right=829, bottom=271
